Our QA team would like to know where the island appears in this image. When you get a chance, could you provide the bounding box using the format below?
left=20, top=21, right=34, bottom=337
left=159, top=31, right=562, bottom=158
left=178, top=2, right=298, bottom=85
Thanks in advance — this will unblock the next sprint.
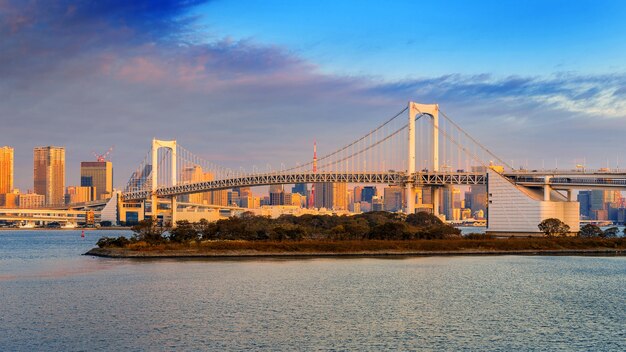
left=86, top=212, right=626, bottom=258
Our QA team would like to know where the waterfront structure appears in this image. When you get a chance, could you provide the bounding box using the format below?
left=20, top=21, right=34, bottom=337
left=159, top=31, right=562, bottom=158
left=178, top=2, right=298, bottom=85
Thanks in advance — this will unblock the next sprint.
left=80, top=161, right=113, bottom=200
left=0, top=146, right=14, bottom=194
left=486, top=169, right=579, bottom=234
left=34, top=146, right=65, bottom=206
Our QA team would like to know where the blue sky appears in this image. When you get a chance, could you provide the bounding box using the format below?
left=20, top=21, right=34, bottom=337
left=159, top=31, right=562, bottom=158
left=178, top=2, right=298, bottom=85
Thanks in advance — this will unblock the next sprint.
left=1, top=0, right=625, bottom=190
left=197, top=0, right=626, bottom=78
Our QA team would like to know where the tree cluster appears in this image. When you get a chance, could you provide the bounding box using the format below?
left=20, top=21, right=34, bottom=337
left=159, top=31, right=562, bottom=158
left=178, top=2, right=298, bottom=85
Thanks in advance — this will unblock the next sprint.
left=97, top=211, right=462, bottom=247
left=578, top=223, right=621, bottom=238
left=539, top=219, right=625, bottom=238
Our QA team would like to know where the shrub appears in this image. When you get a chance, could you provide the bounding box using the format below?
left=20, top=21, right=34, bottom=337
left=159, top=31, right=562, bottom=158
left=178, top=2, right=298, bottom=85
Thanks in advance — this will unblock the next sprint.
left=96, top=236, right=130, bottom=248
left=602, top=227, right=619, bottom=238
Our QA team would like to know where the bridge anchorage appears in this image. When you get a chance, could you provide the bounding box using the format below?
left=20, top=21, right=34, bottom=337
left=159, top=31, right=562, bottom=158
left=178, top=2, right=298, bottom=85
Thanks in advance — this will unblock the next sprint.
left=119, top=101, right=626, bottom=235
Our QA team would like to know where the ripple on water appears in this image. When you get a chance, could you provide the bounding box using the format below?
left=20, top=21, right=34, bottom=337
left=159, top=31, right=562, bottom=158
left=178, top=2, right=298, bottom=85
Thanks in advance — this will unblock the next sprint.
left=0, top=231, right=625, bottom=351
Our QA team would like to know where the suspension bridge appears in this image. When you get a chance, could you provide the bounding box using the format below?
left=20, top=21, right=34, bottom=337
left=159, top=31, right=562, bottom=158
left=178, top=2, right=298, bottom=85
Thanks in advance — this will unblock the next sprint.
left=114, top=101, right=625, bottom=235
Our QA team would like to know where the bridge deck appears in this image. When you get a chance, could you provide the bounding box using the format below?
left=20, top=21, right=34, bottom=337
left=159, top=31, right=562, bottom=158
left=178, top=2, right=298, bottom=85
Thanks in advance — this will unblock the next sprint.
left=121, top=171, right=626, bottom=201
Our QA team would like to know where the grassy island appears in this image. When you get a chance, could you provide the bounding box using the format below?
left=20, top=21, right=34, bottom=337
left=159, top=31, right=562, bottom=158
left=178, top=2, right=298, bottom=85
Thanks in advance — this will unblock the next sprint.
left=87, top=212, right=626, bottom=258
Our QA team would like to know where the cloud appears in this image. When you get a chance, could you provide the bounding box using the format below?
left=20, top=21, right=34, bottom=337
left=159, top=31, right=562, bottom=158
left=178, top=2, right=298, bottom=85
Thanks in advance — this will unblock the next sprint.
left=1, top=0, right=624, bottom=190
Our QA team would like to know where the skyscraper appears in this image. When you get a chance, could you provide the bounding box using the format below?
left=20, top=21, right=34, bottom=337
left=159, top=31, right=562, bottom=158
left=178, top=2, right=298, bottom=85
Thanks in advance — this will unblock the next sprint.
left=269, top=184, right=285, bottom=205
left=383, top=186, right=404, bottom=212
left=0, top=146, right=14, bottom=194
left=34, top=146, right=65, bottom=206
left=361, top=186, right=377, bottom=203
left=314, top=182, right=347, bottom=210
left=80, top=161, right=113, bottom=200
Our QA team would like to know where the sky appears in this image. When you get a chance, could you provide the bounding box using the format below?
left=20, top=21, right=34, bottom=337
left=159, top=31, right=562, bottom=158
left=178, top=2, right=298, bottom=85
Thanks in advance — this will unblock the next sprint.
left=1, top=0, right=626, bottom=191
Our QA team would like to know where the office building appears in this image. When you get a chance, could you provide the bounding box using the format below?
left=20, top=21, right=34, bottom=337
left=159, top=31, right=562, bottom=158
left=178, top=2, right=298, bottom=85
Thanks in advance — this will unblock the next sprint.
left=66, top=186, right=96, bottom=204
left=34, top=146, right=65, bottom=206
left=443, top=186, right=462, bottom=221
left=292, top=183, right=307, bottom=196
left=361, top=186, right=377, bottom=203
left=0, top=191, right=18, bottom=208
left=80, top=161, right=113, bottom=200
left=18, top=193, right=45, bottom=208
left=353, top=186, right=362, bottom=203
left=465, top=185, right=487, bottom=215
left=314, top=182, right=347, bottom=210
left=0, top=146, right=14, bottom=194
left=383, top=186, right=404, bottom=212
left=269, top=184, right=285, bottom=205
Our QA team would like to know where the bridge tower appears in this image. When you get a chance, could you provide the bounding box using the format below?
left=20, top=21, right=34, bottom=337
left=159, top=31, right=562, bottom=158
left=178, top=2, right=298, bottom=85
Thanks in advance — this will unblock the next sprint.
left=151, top=139, right=177, bottom=222
left=407, top=102, right=439, bottom=215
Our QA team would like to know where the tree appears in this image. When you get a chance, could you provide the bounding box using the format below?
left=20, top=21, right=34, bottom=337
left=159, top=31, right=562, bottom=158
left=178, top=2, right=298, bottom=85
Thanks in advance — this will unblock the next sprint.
left=131, top=218, right=169, bottom=244
left=578, top=224, right=603, bottom=238
left=169, top=220, right=199, bottom=243
left=195, top=218, right=218, bottom=240
left=601, top=227, right=619, bottom=238
left=538, top=218, right=570, bottom=237
left=406, top=212, right=443, bottom=227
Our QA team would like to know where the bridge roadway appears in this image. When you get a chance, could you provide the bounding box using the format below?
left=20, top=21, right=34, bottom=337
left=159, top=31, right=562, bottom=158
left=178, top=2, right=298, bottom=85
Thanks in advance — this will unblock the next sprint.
left=121, top=170, right=626, bottom=201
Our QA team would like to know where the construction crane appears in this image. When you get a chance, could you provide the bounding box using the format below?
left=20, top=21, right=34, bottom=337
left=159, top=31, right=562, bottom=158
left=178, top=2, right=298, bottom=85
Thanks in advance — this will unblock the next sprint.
left=92, top=146, right=114, bottom=162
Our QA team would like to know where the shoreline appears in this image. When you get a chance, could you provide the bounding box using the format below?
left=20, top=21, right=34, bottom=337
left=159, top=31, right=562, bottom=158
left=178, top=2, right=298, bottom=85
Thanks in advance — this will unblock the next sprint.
left=86, top=247, right=626, bottom=259
left=0, top=227, right=131, bottom=231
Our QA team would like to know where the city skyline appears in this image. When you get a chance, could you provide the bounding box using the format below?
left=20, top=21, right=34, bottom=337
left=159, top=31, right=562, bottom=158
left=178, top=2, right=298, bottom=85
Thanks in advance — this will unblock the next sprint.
left=2, top=1, right=626, bottom=191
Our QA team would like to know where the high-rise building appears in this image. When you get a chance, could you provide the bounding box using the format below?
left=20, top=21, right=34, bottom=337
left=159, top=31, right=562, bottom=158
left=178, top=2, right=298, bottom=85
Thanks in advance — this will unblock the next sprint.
left=353, top=186, right=362, bottom=203
left=80, top=161, right=113, bottom=200
left=361, top=186, right=377, bottom=203
left=372, top=196, right=384, bottom=211
left=0, top=192, right=18, bottom=208
left=65, top=186, right=96, bottom=204
left=443, top=186, right=461, bottom=221
left=384, top=186, right=404, bottom=212
left=292, top=183, right=307, bottom=196
left=34, top=146, right=65, bottom=206
left=465, top=185, right=487, bottom=215
left=269, top=184, right=285, bottom=205
left=180, top=165, right=209, bottom=204
left=210, top=189, right=229, bottom=206
left=314, top=182, right=347, bottom=210
left=234, top=187, right=252, bottom=198
left=577, top=191, right=591, bottom=218
left=0, top=146, right=14, bottom=194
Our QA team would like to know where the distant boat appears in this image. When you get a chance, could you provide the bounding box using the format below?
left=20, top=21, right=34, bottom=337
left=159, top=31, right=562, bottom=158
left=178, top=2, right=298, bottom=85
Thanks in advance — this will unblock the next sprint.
left=62, top=223, right=77, bottom=229
left=19, top=223, right=35, bottom=229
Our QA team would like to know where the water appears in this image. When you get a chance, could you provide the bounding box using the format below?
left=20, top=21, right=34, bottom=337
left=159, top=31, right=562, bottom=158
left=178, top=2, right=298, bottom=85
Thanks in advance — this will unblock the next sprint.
left=1, top=230, right=625, bottom=351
